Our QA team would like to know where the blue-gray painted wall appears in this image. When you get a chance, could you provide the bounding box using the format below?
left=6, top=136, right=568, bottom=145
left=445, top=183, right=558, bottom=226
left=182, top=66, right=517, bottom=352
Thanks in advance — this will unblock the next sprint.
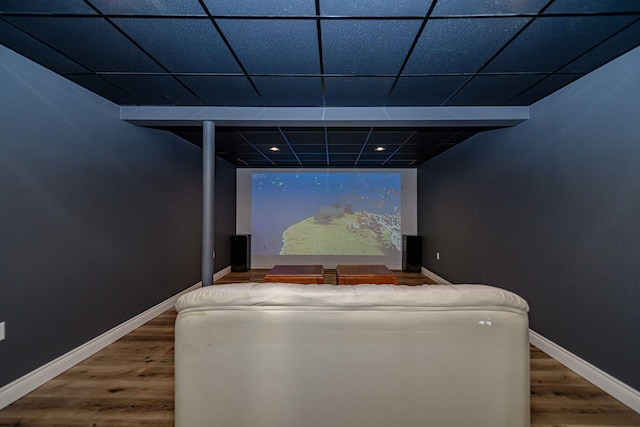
left=214, top=156, right=236, bottom=272
left=0, top=45, right=235, bottom=388
left=418, top=46, right=640, bottom=390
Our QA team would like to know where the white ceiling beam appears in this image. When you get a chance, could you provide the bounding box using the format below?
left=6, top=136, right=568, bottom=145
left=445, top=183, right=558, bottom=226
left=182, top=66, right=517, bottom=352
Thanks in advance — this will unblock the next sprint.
left=120, top=106, right=529, bottom=127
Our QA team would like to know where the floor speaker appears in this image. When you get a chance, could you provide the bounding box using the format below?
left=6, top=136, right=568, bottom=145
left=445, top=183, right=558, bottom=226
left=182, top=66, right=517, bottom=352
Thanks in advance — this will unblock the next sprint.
left=231, top=235, right=251, bottom=272
left=402, top=235, right=422, bottom=273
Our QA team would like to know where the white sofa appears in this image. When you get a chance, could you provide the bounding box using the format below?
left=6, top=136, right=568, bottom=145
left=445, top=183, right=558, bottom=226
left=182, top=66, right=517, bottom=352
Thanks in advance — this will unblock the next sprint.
left=175, top=283, right=530, bottom=427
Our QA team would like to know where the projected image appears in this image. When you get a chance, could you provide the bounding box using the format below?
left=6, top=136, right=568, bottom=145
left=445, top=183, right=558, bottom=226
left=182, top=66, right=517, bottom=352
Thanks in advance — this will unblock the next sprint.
left=251, top=172, right=401, bottom=256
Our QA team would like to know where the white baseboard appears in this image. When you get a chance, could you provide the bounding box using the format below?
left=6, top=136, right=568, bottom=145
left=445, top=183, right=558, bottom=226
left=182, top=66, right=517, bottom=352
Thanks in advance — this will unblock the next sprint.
left=420, top=267, right=640, bottom=413
left=214, top=265, right=231, bottom=281
left=530, top=329, right=640, bottom=413
left=0, top=280, right=205, bottom=410
left=421, top=266, right=453, bottom=285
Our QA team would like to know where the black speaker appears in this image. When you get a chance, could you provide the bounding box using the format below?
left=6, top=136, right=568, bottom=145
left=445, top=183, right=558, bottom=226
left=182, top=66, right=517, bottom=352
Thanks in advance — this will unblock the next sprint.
left=402, top=235, right=422, bottom=273
left=230, top=235, right=251, bottom=272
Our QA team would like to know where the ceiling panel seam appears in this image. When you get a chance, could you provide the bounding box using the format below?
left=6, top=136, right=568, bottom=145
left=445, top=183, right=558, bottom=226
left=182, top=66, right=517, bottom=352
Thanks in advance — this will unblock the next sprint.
left=354, top=127, right=375, bottom=166
left=384, top=0, right=439, bottom=102
left=80, top=2, right=206, bottom=103
left=278, top=127, right=302, bottom=166
left=441, top=0, right=554, bottom=105
left=506, top=15, right=640, bottom=105
left=383, top=131, right=417, bottom=166
left=196, top=0, right=261, bottom=99
left=237, top=132, right=275, bottom=165
left=324, top=127, right=329, bottom=166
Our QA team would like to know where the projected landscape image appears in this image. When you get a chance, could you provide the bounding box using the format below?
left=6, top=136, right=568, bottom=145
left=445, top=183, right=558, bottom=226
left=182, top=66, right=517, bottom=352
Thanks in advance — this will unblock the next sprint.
left=251, top=172, right=401, bottom=256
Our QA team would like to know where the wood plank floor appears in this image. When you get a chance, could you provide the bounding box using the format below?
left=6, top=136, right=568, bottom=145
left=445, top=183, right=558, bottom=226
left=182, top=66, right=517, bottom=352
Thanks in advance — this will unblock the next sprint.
left=1, top=270, right=638, bottom=426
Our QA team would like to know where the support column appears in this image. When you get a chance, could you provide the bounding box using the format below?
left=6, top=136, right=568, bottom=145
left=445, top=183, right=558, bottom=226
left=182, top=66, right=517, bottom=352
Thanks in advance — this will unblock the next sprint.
left=202, top=121, right=215, bottom=286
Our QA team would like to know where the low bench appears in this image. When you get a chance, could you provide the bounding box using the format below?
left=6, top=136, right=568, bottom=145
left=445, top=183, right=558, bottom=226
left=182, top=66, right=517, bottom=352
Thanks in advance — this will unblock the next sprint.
left=264, top=264, right=325, bottom=284
left=335, top=264, right=398, bottom=284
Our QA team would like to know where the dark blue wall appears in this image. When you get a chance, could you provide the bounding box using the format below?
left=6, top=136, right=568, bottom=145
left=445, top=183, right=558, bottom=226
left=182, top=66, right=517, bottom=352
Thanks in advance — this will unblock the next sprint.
left=0, top=45, right=205, bottom=387
left=214, top=156, right=236, bottom=272
left=418, top=46, right=640, bottom=389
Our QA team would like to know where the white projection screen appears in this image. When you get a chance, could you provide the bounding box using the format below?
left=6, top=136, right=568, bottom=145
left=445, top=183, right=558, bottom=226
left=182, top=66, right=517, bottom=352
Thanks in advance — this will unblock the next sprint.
left=237, top=168, right=417, bottom=269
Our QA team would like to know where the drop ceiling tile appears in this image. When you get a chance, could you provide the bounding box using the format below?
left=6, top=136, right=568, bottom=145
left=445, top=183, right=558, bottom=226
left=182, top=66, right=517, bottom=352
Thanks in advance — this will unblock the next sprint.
left=320, top=0, right=433, bottom=17
left=403, top=18, right=530, bottom=74
left=236, top=153, right=274, bottom=163
left=255, top=142, right=293, bottom=152
left=415, top=141, right=444, bottom=154
left=361, top=144, right=389, bottom=154
left=329, top=154, right=359, bottom=162
left=358, top=153, right=393, bottom=160
left=484, top=16, right=639, bottom=73
left=414, top=134, right=448, bottom=146
left=5, top=17, right=163, bottom=72
left=65, top=74, right=136, bottom=104
left=237, top=130, right=282, bottom=145
left=0, top=20, right=90, bottom=74
left=203, top=0, right=316, bottom=16
left=415, top=131, right=470, bottom=145
left=322, top=19, right=422, bottom=74
left=559, top=20, right=640, bottom=74
left=215, top=131, right=251, bottom=149
left=431, top=0, right=548, bottom=16
left=327, top=145, right=364, bottom=153
left=101, top=75, right=204, bottom=105
left=251, top=138, right=291, bottom=148
left=252, top=76, right=323, bottom=106
left=392, top=145, right=419, bottom=155
left=386, top=76, right=468, bottom=106
left=381, top=153, right=416, bottom=161
left=329, top=160, right=360, bottom=166
left=327, top=130, right=370, bottom=144
left=240, top=148, right=275, bottom=161
left=282, top=129, right=326, bottom=145
left=113, top=18, right=241, bottom=73
left=369, top=131, right=417, bottom=145
left=179, top=76, right=261, bottom=106
left=267, top=159, right=302, bottom=167
left=506, top=74, right=582, bottom=105
left=298, top=153, right=328, bottom=162
left=327, top=159, right=368, bottom=169
left=382, top=160, right=415, bottom=167
left=288, top=145, right=326, bottom=153
left=446, top=74, right=546, bottom=106
left=264, top=152, right=298, bottom=162
left=222, top=144, right=253, bottom=154
left=324, top=77, right=395, bottom=106
left=401, top=140, right=429, bottom=151
left=544, top=0, right=640, bottom=13
left=254, top=145, right=293, bottom=155
left=220, top=144, right=256, bottom=154
left=216, top=155, right=239, bottom=164
left=358, top=153, right=389, bottom=165
left=364, top=147, right=401, bottom=157
left=0, top=0, right=96, bottom=14
left=216, top=19, right=320, bottom=74
left=301, top=160, right=330, bottom=167
left=89, top=0, right=206, bottom=15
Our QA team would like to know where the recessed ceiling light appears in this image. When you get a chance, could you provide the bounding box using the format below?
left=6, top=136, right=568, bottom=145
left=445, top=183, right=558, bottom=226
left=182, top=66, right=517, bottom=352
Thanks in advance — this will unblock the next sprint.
left=374, top=146, right=385, bottom=152
left=269, top=146, right=280, bottom=151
